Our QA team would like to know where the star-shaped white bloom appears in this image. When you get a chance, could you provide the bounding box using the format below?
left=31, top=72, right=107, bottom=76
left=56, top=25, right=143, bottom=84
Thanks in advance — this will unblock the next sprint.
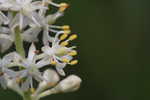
left=41, top=32, right=78, bottom=76
left=0, top=52, right=19, bottom=89
left=0, top=27, right=40, bottom=52
left=19, top=0, right=69, bottom=45
left=13, top=43, right=50, bottom=91
left=26, top=9, right=65, bottom=45
left=0, top=13, right=41, bottom=52
left=0, top=0, right=47, bottom=29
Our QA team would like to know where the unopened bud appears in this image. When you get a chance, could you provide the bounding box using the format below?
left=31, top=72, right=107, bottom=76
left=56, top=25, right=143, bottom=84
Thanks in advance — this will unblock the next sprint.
left=36, top=69, right=60, bottom=95
left=7, top=78, right=23, bottom=96
left=38, top=75, right=81, bottom=99
left=43, top=69, right=60, bottom=85
left=55, top=75, right=82, bottom=93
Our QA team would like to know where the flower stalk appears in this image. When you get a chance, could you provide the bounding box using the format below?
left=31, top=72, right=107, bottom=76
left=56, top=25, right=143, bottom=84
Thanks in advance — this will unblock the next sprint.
left=14, top=26, right=30, bottom=100
left=23, top=93, right=32, bottom=100
left=0, top=0, right=81, bottom=100
left=14, top=26, right=25, bottom=57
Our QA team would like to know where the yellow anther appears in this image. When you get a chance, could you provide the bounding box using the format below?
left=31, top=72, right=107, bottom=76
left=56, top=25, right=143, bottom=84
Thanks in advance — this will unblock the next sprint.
left=51, top=60, right=57, bottom=65
left=61, top=25, right=70, bottom=30
left=30, top=88, right=35, bottom=93
left=62, top=58, right=70, bottom=63
left=68, top=50, right=77, bottom=56
left=64, top=30, right=71, bottom=34
left=59, top=3, right=69, bottom=12
left=70, top=60, right=78, bottom=65
left=60, top=41, right=69, bottom=46
left=68, top=34, right=78, bottom=40
left=60, top=34, right=68, bottom=40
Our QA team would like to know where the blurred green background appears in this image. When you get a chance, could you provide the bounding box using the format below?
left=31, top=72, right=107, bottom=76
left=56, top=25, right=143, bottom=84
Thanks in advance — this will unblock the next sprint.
left=1, top=0, right=150, bottom=100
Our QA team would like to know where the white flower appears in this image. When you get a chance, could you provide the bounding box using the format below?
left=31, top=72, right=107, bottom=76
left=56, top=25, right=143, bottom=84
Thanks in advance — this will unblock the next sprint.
left=0, top=13, right=41, bottom=52
left=24, top=11, right=64, bottom=45
left=0, top=32, right=13, bottom=52
left=22, top=0, right=69, bottom=45
left=27, top=8, right=66, bottom=45
left=41, top=32, right=78, bottom=76
left=13, top=43, right=50, bottom=91
left=0, top=52, right=19, bottom=89
left=0, top=0, right=46, bottom=28
left=7, top=77, right=23, bottom=96
left=38, top=75, right=82, bottom=99
left=0, top=11, right=9, bottom=25
left=0, top=27, right=39, bottom=52
left=33, top=69, right=60, bottom=97
left=53, top=75, right=82, bottom=93
left=0, top=0, right=81, bottom=98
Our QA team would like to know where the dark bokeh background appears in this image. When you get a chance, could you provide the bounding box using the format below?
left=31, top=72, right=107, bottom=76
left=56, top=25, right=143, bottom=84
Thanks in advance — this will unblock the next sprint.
left=1, top=0, right=150, bottom=100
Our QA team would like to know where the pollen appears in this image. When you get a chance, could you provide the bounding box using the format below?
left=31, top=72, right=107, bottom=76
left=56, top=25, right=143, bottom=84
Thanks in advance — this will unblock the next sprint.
left=50, top=60, right=57, bottom=65
left=62, top=58, right=70, bottom=63
left=60, top=34, right=68, bottom=40
left=60, top=41, right=69, bottom=46
left=68, top=34, right=78, bottom=40
left=61, top=25, right=70, bottom=30
left=70, top=60, right=78, bottom=65
left=59, top=3, right=69, bottom=12
left=68, top=50, right=77, bottom=56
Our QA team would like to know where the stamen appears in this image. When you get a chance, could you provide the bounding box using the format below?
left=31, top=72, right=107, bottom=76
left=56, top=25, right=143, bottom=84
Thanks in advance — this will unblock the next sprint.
left=64, top=30, right=71, bottom=34
left=68, top=50, right=77, bottom=56
left=48, top=1, right=60, bottom=7
left=50, top=25, right=70, bottom=30
left=61, top=25, right=70, bottom=30
left=59, top=3, right=69, bottom=12
left=69, top=60, right=78, bottom=65
left=62, top=58, right=70, bottom=63
left=50, top=59, right=57, bottom=65
left=60, top=41, right=69, bottom=46
left=68, top=34, right=78, bottom=41
left=60, top=34, right=68, bottom=40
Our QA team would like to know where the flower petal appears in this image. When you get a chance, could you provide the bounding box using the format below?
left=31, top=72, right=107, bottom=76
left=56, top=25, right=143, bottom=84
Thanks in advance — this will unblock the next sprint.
left=27, top=43, right=36, bottom=61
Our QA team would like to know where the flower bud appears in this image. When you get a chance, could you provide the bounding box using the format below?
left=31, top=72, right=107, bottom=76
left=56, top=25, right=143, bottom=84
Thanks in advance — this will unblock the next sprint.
left=35, top=69, right=60, bottom=95
left=43, top=69, right=60, bottom=86
left=7, top=79, right=23, bottom=96
left=54, top=75, right=82, bottom=93
left=38, top=75, right=81, bottom=99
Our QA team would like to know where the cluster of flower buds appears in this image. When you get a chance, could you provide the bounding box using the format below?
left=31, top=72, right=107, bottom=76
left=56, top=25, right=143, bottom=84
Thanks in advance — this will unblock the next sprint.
left=0, top=0, right=81, bottom=100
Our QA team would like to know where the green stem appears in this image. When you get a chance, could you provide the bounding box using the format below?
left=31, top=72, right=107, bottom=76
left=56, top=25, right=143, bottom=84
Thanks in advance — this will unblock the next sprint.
left=14, top=26, right=25, bottom=57
left=23, top=92, right=32, bottom=100
left=23, top=92, right=39, bottom=100
left=14, top=26, right=29, bottom=100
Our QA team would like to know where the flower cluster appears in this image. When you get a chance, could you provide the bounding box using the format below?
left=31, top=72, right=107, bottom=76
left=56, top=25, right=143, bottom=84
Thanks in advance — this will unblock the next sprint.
left=0, top=0, right=81, bottom=100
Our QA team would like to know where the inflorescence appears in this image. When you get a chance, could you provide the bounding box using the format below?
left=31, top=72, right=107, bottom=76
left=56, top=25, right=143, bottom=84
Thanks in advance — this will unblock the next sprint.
left=0, top=0, right=81, bottom=100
